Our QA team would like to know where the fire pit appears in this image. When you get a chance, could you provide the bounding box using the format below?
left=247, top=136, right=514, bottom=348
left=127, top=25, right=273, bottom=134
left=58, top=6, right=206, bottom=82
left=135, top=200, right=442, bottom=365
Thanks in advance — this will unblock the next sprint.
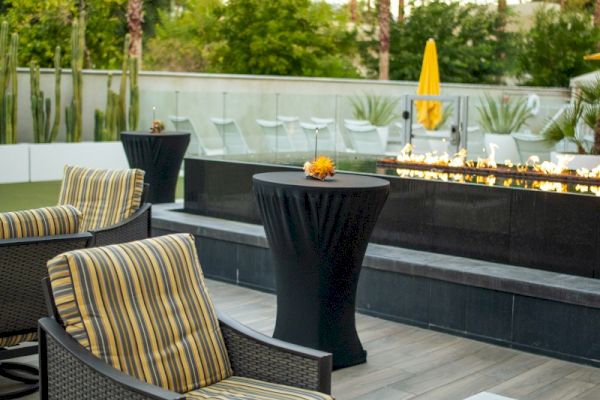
left=184, top=153, right=600, bottom=278
left=377, top=144, right=600, bottom=195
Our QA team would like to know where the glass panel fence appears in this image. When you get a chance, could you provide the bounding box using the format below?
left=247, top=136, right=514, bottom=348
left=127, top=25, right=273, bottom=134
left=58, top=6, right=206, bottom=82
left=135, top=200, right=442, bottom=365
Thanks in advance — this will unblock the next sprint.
left=139, top=85, right=570, bottom=175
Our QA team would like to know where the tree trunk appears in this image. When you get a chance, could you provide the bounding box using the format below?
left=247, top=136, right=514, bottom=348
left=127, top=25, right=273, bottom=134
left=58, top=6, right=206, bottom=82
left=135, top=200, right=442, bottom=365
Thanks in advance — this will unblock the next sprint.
left=397, top=0, right=405, bottom=23
left=595, top=0, right=600, bottom=28
left=378, top=0, right=390, bottom=80
left=127, top=0, right=144, bottom=59
left=498, top=0, right=507, bottom=32
left=349, top=0, right=358, bottom=22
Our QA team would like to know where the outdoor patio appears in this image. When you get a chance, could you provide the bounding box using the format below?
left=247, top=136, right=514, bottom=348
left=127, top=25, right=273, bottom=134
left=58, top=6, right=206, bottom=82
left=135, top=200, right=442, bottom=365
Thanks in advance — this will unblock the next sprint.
left=5, top=279, right=599, bottom=400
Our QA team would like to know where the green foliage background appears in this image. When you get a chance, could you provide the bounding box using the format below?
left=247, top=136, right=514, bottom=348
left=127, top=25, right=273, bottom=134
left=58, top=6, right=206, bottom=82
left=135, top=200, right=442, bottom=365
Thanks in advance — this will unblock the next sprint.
left=517, top=7, right=600, bottom=87
left=0, top=0, right=598, bottom=87
left=359, top=1, right=519, bottom=84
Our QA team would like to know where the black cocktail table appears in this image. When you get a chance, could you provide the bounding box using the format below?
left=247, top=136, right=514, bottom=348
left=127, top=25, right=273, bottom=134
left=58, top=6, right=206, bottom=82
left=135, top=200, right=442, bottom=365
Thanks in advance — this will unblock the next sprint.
left=253, top=171, right=389, bottom=369
left=120, top=131, right=190, bottom=203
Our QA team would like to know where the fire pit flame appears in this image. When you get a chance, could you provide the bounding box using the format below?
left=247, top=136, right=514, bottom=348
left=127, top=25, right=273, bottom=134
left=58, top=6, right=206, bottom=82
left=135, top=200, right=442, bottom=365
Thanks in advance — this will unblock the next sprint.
left=394, top=144, right=599, bottom=180
left=384, top=144, right=600, bottom=195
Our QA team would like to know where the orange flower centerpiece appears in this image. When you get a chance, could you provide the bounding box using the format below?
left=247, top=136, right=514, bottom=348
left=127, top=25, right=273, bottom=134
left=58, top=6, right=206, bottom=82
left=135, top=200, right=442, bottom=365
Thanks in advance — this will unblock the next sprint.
left=304, top=156, right=336, bottom=181
left=150, top=119, right=165, bottom=133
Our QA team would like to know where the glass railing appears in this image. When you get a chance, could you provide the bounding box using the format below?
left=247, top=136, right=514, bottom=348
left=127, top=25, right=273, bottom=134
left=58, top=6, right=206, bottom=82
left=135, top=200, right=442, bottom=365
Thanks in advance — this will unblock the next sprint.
left=137, top=81, right=570, bottom=166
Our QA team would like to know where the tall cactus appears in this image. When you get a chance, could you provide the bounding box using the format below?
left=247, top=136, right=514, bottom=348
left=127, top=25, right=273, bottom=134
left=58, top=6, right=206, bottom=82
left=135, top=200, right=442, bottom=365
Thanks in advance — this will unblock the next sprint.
left=7, top=33, right=17, bottom=144
left=0, top=25, right=18, bottom=145
left=30, top=61, right=44, bottom=143
left=117, top=34, right=130, bottom=133
left=94, top=73, right=119, bottom=141
left=50, top=47, right=61, bottom=142
left=66, top=13, right=85, bottom=142
left=128, top=56, right=139, bottom=130
left=0, top=22, right=7, bottom=144
left=30, top=47, right=61, bottom=143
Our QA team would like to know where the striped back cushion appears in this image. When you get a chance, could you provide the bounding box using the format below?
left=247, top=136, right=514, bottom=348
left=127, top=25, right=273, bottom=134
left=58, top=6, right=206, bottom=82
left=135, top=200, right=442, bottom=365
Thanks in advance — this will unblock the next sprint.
left=58, top=165, right=144, bottom=231
left=47, top=233, right=232, bottom=393
left=0, top=205, right=81, bottom=239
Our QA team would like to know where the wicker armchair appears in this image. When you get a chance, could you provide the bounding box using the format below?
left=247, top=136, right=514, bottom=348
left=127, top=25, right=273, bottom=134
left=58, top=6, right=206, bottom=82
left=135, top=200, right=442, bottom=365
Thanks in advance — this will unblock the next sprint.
left=39, top=313, right=331, bottom=400
left=88, top=183, right=151, bottom=247
left=58, top=165, right=152, bottom=247
left=0, top=232, right=92, bottom=399
left=39, top=234, right=332, bottom=400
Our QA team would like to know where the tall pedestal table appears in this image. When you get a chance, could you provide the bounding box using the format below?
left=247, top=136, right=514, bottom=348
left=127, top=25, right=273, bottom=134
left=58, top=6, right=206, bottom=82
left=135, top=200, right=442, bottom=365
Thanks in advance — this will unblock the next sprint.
left=120, top=131, right=190, bottom=204
left=253, top=172, right=389, bottom=369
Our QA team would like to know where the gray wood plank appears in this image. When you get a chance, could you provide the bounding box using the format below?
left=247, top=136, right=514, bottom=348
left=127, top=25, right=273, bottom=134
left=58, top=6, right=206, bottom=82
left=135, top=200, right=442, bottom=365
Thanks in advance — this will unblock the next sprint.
left=12, top=279, right=600, bottom=400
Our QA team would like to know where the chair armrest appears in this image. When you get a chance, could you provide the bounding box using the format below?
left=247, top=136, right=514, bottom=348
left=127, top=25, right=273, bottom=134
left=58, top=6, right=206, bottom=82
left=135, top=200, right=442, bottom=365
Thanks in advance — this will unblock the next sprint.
left=218, top=312, right=332, bottom=394
left=0, top=232, right=93, bottom=247
left=38, top=318, right=184, bottom=400
left=91, top=203, right=152, bottom=246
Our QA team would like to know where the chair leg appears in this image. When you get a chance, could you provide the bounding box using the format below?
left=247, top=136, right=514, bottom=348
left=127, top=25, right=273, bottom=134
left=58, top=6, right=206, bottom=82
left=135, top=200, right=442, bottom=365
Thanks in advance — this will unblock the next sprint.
left=0, top=363, right=38, bottom=384
left=0, top=362, right=39, bottom=399
left=0, top=383, right=39, bottom=400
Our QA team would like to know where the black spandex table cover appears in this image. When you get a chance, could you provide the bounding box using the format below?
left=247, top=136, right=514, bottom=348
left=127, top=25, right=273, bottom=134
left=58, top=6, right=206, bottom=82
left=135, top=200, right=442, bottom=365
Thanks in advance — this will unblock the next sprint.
left=120, top=131, right=190, bottom=204
left=253, top=171, right=390, bottom=369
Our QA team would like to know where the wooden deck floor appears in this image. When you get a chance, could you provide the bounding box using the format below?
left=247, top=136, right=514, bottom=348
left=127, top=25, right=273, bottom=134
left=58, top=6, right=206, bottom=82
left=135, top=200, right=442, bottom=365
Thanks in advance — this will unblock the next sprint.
left=8, top=279, right=600, bottom=400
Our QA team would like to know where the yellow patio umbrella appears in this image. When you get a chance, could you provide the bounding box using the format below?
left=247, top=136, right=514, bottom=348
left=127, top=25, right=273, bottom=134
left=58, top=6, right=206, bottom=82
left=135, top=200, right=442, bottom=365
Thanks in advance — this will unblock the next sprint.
left=584, top=53, right=600, bottom=61
left=416, top=38, right=442, bottom=130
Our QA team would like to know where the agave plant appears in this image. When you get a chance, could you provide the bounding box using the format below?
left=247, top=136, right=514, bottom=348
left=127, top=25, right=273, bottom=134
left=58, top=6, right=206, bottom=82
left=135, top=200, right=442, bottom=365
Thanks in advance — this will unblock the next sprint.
left=350, top=93, right=400, bottom=126
left=477, top=94, right=532, bottom=134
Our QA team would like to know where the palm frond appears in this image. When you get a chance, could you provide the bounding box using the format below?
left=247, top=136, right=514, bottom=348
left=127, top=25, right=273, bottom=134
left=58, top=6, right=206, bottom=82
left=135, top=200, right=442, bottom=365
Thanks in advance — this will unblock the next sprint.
left=576, top=77, right=600, bottom=105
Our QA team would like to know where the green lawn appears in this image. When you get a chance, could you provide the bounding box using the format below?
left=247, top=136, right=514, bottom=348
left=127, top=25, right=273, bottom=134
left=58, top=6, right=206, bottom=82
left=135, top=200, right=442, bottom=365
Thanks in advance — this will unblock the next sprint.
left=0, top=177, right=184, bottom=212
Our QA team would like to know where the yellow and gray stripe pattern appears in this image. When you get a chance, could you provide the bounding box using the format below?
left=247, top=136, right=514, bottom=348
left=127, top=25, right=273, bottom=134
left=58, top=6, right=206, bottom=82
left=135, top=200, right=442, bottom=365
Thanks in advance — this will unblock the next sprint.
left=47, top=233, right=232, bottom=393
left=186, top=376, right=334, bottom=400
left=0, top=332, right=37, bottom=348
left=0, top=205, right=81, bottom=239
left=58, top=165, right=144, bottom=231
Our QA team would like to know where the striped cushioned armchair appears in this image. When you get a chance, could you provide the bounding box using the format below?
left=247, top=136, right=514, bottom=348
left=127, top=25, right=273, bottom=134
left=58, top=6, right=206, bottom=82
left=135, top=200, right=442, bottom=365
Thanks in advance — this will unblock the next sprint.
left=58, top=165, right=152, bottom=246
left=40, top=234, right=333, bottom=400
left=0, top=205, right=92, bottom=399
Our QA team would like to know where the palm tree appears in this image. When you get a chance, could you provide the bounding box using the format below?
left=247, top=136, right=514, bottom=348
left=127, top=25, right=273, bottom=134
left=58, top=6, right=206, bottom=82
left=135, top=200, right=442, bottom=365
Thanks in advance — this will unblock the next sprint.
left=349, top=0, right=358, bottom=22
left=378, top=0, right=390, bottom=80
left=127, top=0, right=144, bottom=59
left=397, top=0, right=404, bottom=23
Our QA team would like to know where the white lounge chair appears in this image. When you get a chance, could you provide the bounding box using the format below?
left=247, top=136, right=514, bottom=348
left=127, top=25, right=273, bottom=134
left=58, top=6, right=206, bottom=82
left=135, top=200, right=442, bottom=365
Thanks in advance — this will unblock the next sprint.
left=278, top=116, right=307, bottom=151
left=300, top=122, right=336, bottom=152
left=512, top=133, right=556, bottom=163
left=169, top=116, right=224, bottom=156
left=209, top=117, right=251, bottom=154
left=344, top=119, right=370, bottom=127
left=311, top=118, right=349, bottom=152
left=256, top=119, right=294, bottom=152
left=345, top=123, right=386, bottom=155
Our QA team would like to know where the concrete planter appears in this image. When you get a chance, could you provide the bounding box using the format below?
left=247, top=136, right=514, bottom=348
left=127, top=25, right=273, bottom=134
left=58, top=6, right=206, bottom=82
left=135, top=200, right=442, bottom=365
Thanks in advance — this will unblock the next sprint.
left=29, top=141, right=128, bottom=182
left=551, top=152, right=600, bottom=170
left=483, top=132, right=520, bottom=164
left=0, top=144, right=29, bottom=183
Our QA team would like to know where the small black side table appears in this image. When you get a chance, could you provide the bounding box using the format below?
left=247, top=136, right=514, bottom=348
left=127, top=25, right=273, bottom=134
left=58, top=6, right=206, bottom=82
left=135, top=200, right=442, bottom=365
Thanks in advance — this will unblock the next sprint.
left=120, top=131, right=190, bottom=204
left=253, top=171, right=389, bottom=369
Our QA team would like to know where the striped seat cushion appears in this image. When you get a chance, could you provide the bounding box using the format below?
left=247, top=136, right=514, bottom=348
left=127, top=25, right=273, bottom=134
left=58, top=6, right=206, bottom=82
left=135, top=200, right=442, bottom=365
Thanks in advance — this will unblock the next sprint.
left=0, top=332, right=37, bottom=348
left=47, top=233, right=232, bottom=393
left=58, top=165, right=144, bottom=231
left=0, top=205, right=81, bottom=239
left=186, top=376, right=334, bottom=400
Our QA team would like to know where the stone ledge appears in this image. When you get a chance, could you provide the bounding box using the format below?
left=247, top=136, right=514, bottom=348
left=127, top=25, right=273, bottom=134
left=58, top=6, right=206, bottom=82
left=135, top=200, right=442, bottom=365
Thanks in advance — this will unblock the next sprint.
left=153, top=204, right=600, bottom=309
